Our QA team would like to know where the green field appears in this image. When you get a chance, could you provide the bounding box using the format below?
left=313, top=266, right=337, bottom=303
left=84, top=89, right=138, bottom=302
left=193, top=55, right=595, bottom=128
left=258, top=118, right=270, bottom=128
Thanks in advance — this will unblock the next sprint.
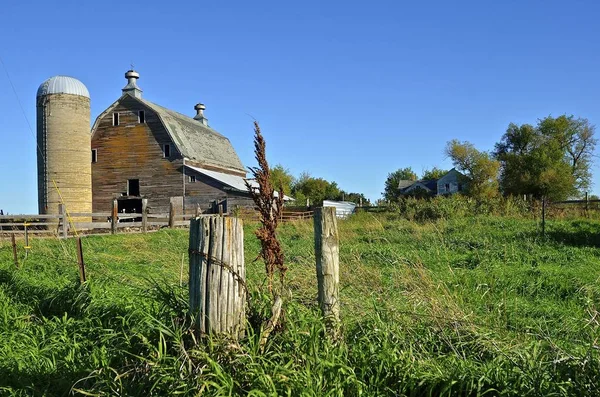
left=1, top=213, right=600, bottom=396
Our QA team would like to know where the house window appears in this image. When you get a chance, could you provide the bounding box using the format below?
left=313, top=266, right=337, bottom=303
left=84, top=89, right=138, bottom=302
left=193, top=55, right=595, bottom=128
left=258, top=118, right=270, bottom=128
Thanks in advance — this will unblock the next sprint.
left=113, top=112, right=119, bottom=126
left=163, top=144, right=171, bottom=158
left=188, top=175, right=196, bottom=183
left=91, top=149, right=97, bottom=163
left=127, top=179, right=140, bottom=196
left=138, top=110, right=145, bottom=123
left=445, top=183, right=450, bottom=192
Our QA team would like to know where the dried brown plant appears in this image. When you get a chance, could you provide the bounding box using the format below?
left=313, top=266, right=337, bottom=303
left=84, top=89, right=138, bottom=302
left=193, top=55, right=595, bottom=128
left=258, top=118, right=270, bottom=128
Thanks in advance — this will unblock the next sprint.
left=244, top=121, right=286, bottom=296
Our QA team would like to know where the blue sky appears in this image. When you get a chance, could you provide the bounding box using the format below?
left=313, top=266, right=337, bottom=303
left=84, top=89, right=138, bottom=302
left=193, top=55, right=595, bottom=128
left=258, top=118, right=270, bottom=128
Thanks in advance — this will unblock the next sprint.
left=1, top=0, right=599, bottom=212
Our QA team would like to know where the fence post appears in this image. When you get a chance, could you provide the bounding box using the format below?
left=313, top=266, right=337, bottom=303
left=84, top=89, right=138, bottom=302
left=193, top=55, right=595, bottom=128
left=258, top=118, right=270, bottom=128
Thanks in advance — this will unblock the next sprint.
left=24, top=223, right=30, bottom=259
left=169, top=200, right=176, bottom=228
left=142, top=198, right=148, bottom=233
left=585, top=192, right=589, bottom=212
left=59, top=204, right=68, bottom=239
left=314, top=207, right=340, bottom=338
left=111, top=199, right=118, bottom=235
left=11, top=234, right=18, bottom=268
left=542, top=196, right=546, bottom=237
left=189, top=215, right=246, bottom=337
left=76, top=237, right=87, bottom=283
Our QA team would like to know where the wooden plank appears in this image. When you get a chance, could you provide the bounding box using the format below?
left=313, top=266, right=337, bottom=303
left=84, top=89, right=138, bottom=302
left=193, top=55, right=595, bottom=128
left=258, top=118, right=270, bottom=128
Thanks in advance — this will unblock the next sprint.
left=188, top=218, right=201, bottom=330
left=72, top=222, right=112, bottom=230
left=1, top=230, right=55, bottom=235
left=0, top=214, right=59, bottom=220
left=220, top=217, right=231, bottom=331
left=117, top=222, right=143, bottom=228
left=199, top=217, right=211, bottom=334
left=69, top=212, right=111, bottom=217
left=168, top=201, right=176, bottom=228
left=208, top=216, right=221, bottom=332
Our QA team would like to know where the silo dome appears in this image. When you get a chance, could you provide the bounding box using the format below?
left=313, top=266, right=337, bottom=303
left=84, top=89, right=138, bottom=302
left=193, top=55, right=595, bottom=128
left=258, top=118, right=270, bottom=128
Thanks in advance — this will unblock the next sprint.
left=37, top=75, right=90, bottom=98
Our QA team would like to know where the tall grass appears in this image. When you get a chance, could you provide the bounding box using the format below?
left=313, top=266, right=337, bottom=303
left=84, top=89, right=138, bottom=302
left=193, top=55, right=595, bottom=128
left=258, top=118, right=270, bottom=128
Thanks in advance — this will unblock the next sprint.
left=0, top=212, right=599, bottom=395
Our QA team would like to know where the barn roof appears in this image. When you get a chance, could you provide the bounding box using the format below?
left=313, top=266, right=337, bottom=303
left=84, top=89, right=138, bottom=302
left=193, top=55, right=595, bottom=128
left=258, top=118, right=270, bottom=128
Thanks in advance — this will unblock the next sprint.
left=139, top=99, right=245, bottom=174
left=185, top=164, right=294, bottom=201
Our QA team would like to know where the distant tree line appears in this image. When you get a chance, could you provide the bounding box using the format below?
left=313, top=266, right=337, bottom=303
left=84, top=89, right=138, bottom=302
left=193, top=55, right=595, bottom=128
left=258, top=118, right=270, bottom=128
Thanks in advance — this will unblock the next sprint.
left=384, top=114, right=597, bottom=202
left=269, top=165, right=371, bottom=207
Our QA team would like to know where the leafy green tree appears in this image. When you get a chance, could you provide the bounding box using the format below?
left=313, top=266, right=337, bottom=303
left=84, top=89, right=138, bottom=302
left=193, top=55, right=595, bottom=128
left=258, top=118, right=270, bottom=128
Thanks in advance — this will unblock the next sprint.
left=537, top=115, right=596, bottom=193
left=383, top=167, right=417, bottom=201
left=340, top=191, right=371, bottom=206
left=421, top=167, right=448, bottom=180
left=445, top=140, right=500, bottom=199
left=291, top=174, right=341, bottom=206
left=269, top=164, right=295, bottom=195
left=494, top=115, right=593, bottom=200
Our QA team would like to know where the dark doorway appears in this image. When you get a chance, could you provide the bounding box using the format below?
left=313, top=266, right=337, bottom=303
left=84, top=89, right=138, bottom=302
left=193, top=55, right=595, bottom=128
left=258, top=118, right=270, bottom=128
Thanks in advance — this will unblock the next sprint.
left=118, top=198, right=143, bottom=221
left=128, top=179, right=140, bottom=196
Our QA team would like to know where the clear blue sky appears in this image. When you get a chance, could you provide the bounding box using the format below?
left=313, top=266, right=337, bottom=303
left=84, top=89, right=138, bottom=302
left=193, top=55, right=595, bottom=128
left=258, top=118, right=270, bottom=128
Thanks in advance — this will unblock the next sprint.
left=1, top=0, right=599, bottom=213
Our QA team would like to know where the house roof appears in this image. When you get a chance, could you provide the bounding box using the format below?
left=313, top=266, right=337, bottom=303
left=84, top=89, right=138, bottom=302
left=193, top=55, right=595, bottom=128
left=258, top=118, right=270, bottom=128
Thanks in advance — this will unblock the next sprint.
left=403, top=180, right=437, bottom=193
left=92, top=94, right=246, bottom=175
left=185, top=165, right=294, bottom=201
left=398, top=180, right=415, bottom=189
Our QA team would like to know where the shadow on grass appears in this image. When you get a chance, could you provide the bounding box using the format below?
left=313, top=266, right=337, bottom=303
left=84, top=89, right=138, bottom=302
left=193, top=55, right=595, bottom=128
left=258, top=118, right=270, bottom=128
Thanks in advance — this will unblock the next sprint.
left=546, top=220, right=600, bottom=248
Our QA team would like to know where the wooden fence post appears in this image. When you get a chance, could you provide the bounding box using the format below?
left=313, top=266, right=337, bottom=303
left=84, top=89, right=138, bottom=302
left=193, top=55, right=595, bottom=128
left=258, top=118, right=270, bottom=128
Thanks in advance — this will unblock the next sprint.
left=24, top=223, right=30, bottom=259
left=585, top=192, right=589, bottom=212
left=189, top=215, right=246, bottom=337
left=11, top=234, right=18, bottom=268
left=59, top=204, right=68, bottom=239
left=142, top=198, right=148, bottom=233
left=169, top=201, right=176, bottom=228
left=111, top=199, right=118, bottom=235
left=314, top=207, right=340, bottom=337
left=76, top=237, right=87, bottom=283
left=542, top=196, right=546, bottom=237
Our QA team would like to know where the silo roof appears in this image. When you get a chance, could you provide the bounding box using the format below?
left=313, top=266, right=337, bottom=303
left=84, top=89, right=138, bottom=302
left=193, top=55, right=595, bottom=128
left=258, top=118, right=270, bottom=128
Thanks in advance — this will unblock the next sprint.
left=37, top=75, right=90, bottom=98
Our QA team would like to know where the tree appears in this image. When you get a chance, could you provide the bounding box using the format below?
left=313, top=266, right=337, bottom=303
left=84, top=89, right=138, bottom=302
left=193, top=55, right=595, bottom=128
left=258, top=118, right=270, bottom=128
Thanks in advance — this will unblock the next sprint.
left=269, top=164, right=295, bottom=195
left=340, top=191, right=371, bottom=206
left=291, top=174, right=341, bottom=206
left=445, top=140, right=500, bottom=199
left=537, top=115, right=596, bottom=193
left=421, top=167, right=448, bottom=180
left=382, top=167, right=417, bottom=202
left=494, top=115, right=594, bottom=200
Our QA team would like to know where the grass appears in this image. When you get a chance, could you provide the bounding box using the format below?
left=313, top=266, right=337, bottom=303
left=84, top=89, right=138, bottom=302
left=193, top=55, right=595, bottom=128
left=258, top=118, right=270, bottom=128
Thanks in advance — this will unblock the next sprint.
left=0, top=212, right=599, bottom=396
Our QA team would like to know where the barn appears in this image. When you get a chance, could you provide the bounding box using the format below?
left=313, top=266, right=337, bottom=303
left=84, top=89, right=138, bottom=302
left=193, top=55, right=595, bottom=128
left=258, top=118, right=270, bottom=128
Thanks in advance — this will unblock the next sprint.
left=91, top=70, right=257, bottom=215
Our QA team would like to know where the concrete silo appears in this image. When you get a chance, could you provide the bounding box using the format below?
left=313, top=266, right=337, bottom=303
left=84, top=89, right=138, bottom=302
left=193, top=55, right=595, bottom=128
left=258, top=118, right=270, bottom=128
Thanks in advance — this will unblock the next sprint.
left=36, top=76, right=92, bottom=218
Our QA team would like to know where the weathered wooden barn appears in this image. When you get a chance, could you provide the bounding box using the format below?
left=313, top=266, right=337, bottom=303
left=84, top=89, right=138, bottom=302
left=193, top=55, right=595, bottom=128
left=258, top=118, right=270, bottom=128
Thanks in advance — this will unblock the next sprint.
left=91, top=70, right=255, bottom=214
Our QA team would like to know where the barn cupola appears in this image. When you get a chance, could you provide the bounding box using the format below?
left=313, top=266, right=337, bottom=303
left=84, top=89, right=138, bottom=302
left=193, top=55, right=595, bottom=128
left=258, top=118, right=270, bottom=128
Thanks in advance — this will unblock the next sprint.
left=194, top=103, right=208, bottom=126
left=122, top=69, right=143, bottom=98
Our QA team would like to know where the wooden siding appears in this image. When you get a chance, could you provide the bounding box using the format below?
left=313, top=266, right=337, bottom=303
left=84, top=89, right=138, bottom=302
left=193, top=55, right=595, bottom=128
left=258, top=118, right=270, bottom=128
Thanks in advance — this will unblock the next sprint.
left=92, top=95, right=252, bottom=213
left=92, top=96, right=182, bottom=213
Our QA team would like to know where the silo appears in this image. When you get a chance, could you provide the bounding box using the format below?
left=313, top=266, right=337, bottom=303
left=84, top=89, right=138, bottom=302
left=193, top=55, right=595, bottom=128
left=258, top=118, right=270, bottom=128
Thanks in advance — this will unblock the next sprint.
left=36, top=76, right=92, bottom=219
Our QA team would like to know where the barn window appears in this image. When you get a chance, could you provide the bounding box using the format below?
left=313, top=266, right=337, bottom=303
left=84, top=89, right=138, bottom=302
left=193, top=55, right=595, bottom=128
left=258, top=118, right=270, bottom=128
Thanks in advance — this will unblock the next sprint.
left=138, top=110, right=145, bottom=123
left=189, top=175, right=196, bottom=183
left=445, top=183, right=450, bottom=192
left=127, top=179, right=140, bottom=196
left=91, top=149, right=97, bottom=163
left=163, top=144, right=171, bottom=158
left=113, top=112, right=119, bottom=126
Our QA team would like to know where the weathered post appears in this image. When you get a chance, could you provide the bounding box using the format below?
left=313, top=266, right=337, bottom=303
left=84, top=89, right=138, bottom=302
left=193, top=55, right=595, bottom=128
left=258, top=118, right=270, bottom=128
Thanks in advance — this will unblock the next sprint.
left=111, top=199, right=118, bottom=235
left=189, top=215, right=246, bottom=337
left=585, top=192, right=589, bottom=212
left=11, top=234, right=18, bottom=268
left=141, top=198, right=148, bottom=233
left=542, top=196, right=546, bottom=237
left=195, top=203, right=201, bottom=217
left=59, top=204, right=68, bottom=239
left=24, top=223, right=30, bottom=259
left=76, top=237, right=87, bottom=283
left=314, top=207, right=340, bottom=337
left=169, top=201, right=176, bottom=228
